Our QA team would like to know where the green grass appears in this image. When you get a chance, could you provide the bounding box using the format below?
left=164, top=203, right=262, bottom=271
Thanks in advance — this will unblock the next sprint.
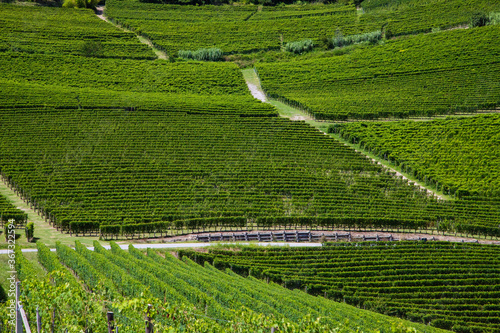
left=241, top=68, right=261, bottom=87
left=0, top=180, right=110, bottom=249
left=0, top=252, right=45, bottom=295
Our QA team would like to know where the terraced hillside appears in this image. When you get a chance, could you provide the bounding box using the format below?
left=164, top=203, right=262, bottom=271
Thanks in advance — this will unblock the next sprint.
left=0, top=1, right=499, bottom=331
left=336, top=114, right=500, bottom=197
left=256, top=26, right=500, bottom=120
left=0, top=4, right=274, bottom=115
left=0, top=110, right=456, bottom=236
left=104, top=0, right=500, bottom=55
left=0, top=4, right=155, bottom=59
left=0, top=2, right=499, bottom=238
left=183, top=242, right=500, bottom=332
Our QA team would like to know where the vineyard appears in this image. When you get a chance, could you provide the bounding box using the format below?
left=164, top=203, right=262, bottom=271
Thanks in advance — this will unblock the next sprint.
left=0, top=194, right=26, bottom=226
left=0, top=242, right=450, bottom=332
left=0, top=4, right=155, bottom=59
left=2, top=109, right=482, bottom=236
left=183, top=242, right=500, bottom=332
left=335, top=114, right=500, bottom=197
left=0, top=53, right=252, bottom=96
left=256, top=25, right=500, bottom=120
left=103, top=0, right=500, bottom=56
left=0, top=0, right=499, bottom=332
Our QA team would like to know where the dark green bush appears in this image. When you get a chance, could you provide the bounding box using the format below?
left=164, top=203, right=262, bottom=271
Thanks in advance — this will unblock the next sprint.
left=319, top=36, right=333, bottom=50
left=470, top=12, right=490, bottom=28
left=25, top=222, right=34, bottom=242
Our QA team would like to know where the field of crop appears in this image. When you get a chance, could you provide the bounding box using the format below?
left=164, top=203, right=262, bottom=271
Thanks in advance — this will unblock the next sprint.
left=0, top=79, right=276, bottom=115
left=0, top=242, right=450, bottom=332
left=335, top=114, right=500, bottom=197
left=363, top=0, right=500, bottom=37
left=0, top=39, right=275, bottom=115
left=0, top=0, right=499, bottom=332
left=0, top=53, right=251, bottom=96
left=256, top=25, right=500, bottom=120
left=0, top=5, right=155, bottom=59
left=104, top=0, right=500, bottom=56
left=184, top=242, right=500, bottom=332
left=0, top=109, right=469, bottom=236
left=104, top=1, right=367, bottom=55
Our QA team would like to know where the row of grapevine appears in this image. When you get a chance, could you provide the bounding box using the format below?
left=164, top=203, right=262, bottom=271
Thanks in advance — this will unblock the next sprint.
left=63, top=241, right=448, bottom=332
left=2, top=109, right=499, bottom=236
left=0, top=79, right=276, bottom=116
left=0, top=192, right=26, bottom=225
left=0, top=52, right=251, bottom=96
left=182, top=242, right=500, bottom=332
left=1, top=242, right=449, bottom=332
left=256, top=25, right=500, bottom=120
left=335, top=114, right=500, bottom=197
left=0, top=245, right=223, bottom=332
left=0, top=5, right=155, bottom=59
left=103, top=0, right=500, bottom=56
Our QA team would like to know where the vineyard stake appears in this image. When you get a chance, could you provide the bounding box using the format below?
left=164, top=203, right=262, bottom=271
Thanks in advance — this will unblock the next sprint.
left=16, top=282, right=22, bottom=333
left=145, top=304, right=153, bottom=333
left=107, top=312, right=115, bottom=333
left=36, top=306, right=41, bottom=333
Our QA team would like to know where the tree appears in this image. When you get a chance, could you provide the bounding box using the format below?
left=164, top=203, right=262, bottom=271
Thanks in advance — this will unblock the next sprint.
left=470, top=12, right=490, bottom=28
left=62, top=0, right=98, bottom=9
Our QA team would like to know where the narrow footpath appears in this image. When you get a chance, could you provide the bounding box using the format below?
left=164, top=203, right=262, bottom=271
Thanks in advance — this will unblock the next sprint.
left=241, top=67, right=446, bottom=201
left=95, top=5, right=168, bottom=60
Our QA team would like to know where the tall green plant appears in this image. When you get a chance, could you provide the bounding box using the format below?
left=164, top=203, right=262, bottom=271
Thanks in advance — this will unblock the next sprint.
left=25, top=222, right=34, bottom=242
left=285, top=39, right=314, bottom=54
left=178, top=48, right=224, bottom=61
left=470, top=12, right=490, bottom=27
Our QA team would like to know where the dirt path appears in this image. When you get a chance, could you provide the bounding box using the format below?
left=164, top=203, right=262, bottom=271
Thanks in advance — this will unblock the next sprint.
left=242, top=68, right=446, bottom=200
left=94, top=5, right=168, bottom=60
left=246, top=82, right=267, bottom=102
left=95, top=5, right=110, bottom=23
left=347, top=144, right=446, bottom=200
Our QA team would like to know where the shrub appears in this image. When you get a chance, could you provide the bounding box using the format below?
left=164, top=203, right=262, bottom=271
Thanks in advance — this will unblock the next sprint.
left=319, top=36, right=333, bottom=50
left=178, top=48, right=223, bottom=61
left=4, top=220, right=15, bottom=241
left=25, top=222, right=34, bottom=242
left=332, top=30, right=382, bottom=49
left=470, top=12, right=490, bottom=28
left=285, top=39, right=314, bottom=54
left=489, top=12, right=500, bottom=25
left=62, top=0, right=98, bottom=8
